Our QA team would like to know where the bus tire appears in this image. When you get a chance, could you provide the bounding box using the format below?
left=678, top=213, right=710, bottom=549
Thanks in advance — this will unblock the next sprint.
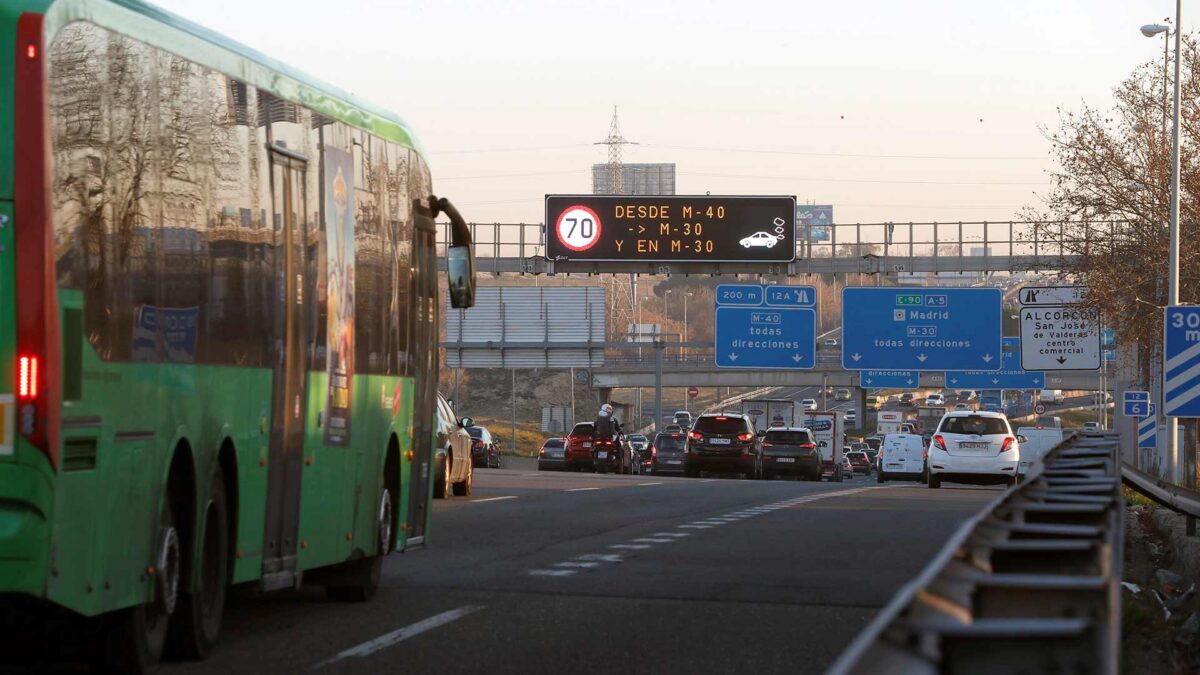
left=97, top=496, right=178, bottom=673
left=167, top=470, right=229, bottom=659
left=326, top=483, right=392, bottom=602
left=434, top=453, right=450, bottom=499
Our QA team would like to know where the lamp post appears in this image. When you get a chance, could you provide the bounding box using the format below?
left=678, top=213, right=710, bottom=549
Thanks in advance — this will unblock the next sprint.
left=1141, top=20, right=1171, bottom=138
left=1143, top=6, right=1183, bottom=490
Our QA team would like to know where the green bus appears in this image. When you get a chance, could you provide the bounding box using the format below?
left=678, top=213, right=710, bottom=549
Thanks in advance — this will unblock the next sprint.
left=0, top=0, right=476, bottom=670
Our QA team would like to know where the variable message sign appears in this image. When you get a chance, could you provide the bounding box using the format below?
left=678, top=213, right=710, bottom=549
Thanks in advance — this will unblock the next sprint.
left=545, top=195, right=797, bottom=263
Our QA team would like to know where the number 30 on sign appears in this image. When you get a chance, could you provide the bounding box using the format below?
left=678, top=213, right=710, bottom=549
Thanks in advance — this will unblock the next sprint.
left=555, top=205, right=602, bottom=252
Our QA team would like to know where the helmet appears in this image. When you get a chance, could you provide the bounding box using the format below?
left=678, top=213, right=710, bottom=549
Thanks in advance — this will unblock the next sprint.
left=600, top=403, right=614, bottom=416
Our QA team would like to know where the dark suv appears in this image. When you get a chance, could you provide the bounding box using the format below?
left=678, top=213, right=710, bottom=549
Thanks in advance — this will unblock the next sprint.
left=684, top=414, right=758, bottom=478
left=759, top=427, right=821, bottom=480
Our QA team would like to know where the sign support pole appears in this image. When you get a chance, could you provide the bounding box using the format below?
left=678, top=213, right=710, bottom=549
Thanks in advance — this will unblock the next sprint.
left=655, top=341, right=664, bottom=434
left=1166, top=0, right=1190, bottom=533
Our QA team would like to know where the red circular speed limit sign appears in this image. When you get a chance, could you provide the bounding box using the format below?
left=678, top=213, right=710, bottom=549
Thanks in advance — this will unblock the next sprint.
left=688, top=386, right=699, bottom=398
left=1034, top=403, right=1046, bottom=415
left=555, top=205, right=602, bottom=252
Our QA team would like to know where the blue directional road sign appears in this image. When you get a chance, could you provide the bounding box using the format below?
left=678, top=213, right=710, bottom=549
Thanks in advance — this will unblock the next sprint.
left=1123, top=390, right=1151, bottom=417
left=764, top=285, right=817, bottom=308
left=858, top=371, right=919, bottom=389
left=841, top=288, right=1002, bottom=371
left=1164, top=306, right=1200, bottom=417
left=715, top=284, right=764, bottom=307
left=1138, top=415, right=1157, bottom=449
left=946, top=336, right=1045, bottom=390
left=715, top=306, right=816, bottom=369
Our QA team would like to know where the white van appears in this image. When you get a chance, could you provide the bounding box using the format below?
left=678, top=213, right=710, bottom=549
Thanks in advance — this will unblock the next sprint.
left=876, top=433, right=926, bottom=483
left=1015, top=425, right=1064, bottom=476
left=1039, top=389, right=1065, bottom=404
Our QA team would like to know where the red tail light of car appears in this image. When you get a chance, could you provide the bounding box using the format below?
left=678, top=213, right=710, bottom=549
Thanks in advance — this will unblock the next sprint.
left=538, top=447, right=546, bottom=457
left=799, top=442, right=816, bottom=450
left=736, top=432, right=753, bottom=442
left=932, top=434, right=947, bottom=452
left=1001, top=436, right=1016, bottom=453
left=688, top=431, right=702, bottom=440
left=760, top=442, right=773, bottom=447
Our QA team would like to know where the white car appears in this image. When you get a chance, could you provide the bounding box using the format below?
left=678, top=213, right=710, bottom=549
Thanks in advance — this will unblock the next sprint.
left=844, top=409, right=857, bottom=424
left=739, top=231, right=778, bottom=248
left=801, top=398, right=818, bottom=411
left=1081, top=421, right=1104, bottom=435
left=926, top=411, right=1022, bottom=488
left=925, top=393, right=945, bottom=406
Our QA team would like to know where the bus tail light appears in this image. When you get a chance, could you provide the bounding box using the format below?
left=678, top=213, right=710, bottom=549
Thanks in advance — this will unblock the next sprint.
left=14, top=12, right=60, bottom=469
left=18, top=356, right=38, bottom=399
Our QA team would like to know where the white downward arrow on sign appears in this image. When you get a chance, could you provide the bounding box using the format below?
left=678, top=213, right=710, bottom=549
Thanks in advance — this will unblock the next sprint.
left=728, top=353, right=738, bottom=361
left=851, top=353, right=862, bottom=362
left=916, top=354, right=928, bottom=363
left=792, top=354, right=803, bottom=362
left=982, top=354, right=993, bottom=363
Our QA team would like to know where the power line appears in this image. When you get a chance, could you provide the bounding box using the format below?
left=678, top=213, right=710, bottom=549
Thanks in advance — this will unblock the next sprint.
left=428, top=143, right=592, bottom=155
left=636, top=143, right=1047, bottom=161
left=688, top=171, right=1043, bottom=186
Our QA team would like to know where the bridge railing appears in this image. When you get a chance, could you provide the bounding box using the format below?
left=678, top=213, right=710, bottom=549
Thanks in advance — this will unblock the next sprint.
left=829, top=431, right=1122, bottom=675
left=438, top=220, right=1119, bottom=271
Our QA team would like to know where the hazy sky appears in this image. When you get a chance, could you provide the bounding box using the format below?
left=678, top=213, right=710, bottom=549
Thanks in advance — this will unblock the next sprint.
left=154, top=0, right=1185, bottom=225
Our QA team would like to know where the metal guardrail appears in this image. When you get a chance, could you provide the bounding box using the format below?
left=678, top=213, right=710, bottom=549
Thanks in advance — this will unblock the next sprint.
left=829, top=431, right=1122, bottom=675
left=1121, top=461, right=1200, bottom=518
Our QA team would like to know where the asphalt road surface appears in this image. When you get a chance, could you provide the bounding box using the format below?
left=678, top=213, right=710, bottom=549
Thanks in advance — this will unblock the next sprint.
left=148, top=458, right=998, bottom=675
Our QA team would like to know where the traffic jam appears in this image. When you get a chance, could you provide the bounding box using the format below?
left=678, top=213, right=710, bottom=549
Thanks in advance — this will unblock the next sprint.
left=527, top=389, right=1090, bottom=488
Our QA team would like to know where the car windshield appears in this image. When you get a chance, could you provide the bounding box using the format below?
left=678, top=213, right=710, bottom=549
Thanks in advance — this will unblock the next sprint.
left=569, top=423, right=594, bottom=437
left=467, top=428, right=485, bottom=439
left=694, top=417, right=750, bottom=434
left=940, top=416, right=1009, bottom=436
left=543, top=439, right=564, bottom=449
left=630, top=435, right=647, bottom=443
left=764, top=430, right=812, bottom=444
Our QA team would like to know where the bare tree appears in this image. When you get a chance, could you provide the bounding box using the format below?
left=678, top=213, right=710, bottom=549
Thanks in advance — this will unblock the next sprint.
left=1024, top=36, right=1200, bottom=355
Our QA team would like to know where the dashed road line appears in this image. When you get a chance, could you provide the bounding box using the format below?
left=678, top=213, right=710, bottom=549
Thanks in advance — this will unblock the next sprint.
left=566, top=487, right=602, bottom=492
left=610, top=544, right=652, bottom=550
left=554, top=561, right=601, bottom=568
left=471, top=496, right=518, bottom=503
left=632, top=537, right=675, bottom=544
left=311, top=605, right=484, bottom=668
left=528, top=569, right=577, bottom=577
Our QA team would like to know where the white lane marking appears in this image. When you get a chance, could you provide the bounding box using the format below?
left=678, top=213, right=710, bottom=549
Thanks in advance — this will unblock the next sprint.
left=566, top=487, right=601, bottom=492
left=554, top=561, right=600, bottom=568
left=311, top=605, right=484, bottom=668
left=679, top=525, right=713, bottom=529
left=471, top=496, right=517, bottom=503
left=636, top=482, right=664, bottom=486
left=654, top=532, right=690, bottom=538
left=529, top=569, right=577, bottom=577
left=610, top=544, right=651, bottom=550
left=633, top=538, right=675, bottom=544
left=578, top=553, right=623, bottom=562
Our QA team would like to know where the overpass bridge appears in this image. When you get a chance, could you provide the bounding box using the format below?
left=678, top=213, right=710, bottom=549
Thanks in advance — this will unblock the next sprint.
left=590, top=352, right=1108, bottom=391
left=438, top=220, right=1109, bottom=275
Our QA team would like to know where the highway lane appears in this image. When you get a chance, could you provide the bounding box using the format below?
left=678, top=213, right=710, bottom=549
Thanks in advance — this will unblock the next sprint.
left=162, top=458, right=998, bottom=675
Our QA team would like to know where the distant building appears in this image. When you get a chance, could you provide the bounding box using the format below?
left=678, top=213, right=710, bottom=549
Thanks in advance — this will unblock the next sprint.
left=592, top=163, right=676, bottom=195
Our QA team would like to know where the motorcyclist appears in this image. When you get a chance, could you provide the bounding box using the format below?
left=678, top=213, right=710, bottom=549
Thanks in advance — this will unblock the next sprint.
left=593, top=403, right=622, bottom=441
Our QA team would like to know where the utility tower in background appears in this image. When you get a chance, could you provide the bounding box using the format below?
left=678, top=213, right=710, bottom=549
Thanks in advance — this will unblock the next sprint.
left=595, top=106, right=635, bottom=194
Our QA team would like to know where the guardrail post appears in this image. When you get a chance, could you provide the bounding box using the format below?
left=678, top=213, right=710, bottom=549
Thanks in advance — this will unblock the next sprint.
left=654, top=340, right=664, bottom=432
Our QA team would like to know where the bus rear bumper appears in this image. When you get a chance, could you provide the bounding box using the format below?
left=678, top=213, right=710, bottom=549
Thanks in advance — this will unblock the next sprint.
left=0, top=464, right=51, bottom=596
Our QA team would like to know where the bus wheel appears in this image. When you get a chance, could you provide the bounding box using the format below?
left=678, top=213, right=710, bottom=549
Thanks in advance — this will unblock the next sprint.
left=327, top=487, right=390, bottom=602
left=97, top=499, right=178, bottom=673
left=168, top=470, right=229, bottom=659
left=433, top=453, right=450, bottom=499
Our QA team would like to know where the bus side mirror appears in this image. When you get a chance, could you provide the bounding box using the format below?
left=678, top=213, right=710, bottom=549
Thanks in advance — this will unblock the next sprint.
left=433, top=196, right=476, bottom=309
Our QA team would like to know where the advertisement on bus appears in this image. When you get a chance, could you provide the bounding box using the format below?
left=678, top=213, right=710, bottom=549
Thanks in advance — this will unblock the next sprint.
left=325, top=148, right=355, bottom=445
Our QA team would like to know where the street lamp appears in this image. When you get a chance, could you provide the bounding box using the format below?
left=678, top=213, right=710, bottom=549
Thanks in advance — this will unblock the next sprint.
left=1141, top=21, right=1171, bottom=137
left=1142, top=7, right=1183, bottom=487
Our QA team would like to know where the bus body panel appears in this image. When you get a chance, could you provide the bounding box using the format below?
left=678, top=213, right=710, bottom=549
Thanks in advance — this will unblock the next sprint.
left=1, top=0, right=441, bottom=622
